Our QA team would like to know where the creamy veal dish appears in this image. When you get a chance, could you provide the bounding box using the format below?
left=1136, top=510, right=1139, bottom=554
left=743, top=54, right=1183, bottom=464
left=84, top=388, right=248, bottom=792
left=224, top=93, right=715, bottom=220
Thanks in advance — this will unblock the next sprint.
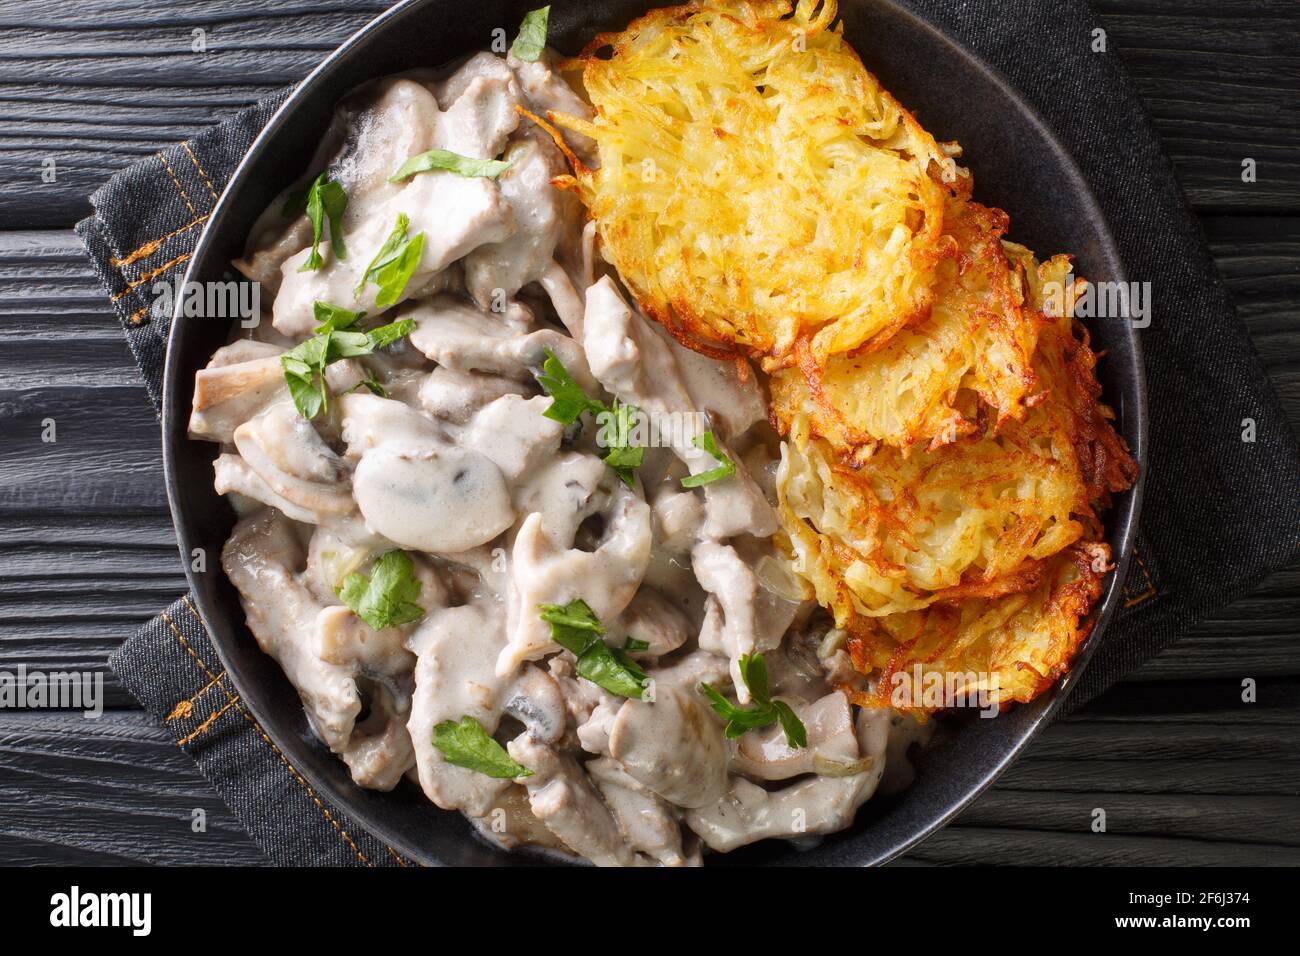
left=190, top=0, right=1135, bottom=866
left=189, top=10, right=921, bottom=866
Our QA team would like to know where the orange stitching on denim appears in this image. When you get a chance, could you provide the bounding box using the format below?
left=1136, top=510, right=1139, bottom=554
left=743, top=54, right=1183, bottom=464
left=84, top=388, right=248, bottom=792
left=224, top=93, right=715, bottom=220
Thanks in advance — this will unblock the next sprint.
left=110, top=216, right=207, bottom=269
left=110, top=252, right=190, bottom=302
left=162, top=604, right=373, bottom=866
left=182, top=143, right=219, bottom=201
left=158, top=151, right=198, bottom=218
left=1123, top=550, right=1157, bottom=608
left=177, top=694, right=241, bottom=745
left=166, top=670, right=227, bottom=721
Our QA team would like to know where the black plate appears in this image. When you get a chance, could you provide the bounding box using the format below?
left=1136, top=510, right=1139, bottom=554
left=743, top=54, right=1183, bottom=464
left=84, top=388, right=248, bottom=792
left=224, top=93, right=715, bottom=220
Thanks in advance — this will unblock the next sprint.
left=163, top=0, right=1148, bottom=866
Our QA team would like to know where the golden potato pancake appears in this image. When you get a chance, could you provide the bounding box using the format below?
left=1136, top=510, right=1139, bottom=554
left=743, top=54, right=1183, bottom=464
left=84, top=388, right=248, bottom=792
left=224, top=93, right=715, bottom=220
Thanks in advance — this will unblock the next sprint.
left=770, top=198, right=1041, bottom=460
left=776, top=256, right=1137, bottom=621
left=842, top=543, right=1108, bottom=710
left=554, top=0, right=959, bottom=363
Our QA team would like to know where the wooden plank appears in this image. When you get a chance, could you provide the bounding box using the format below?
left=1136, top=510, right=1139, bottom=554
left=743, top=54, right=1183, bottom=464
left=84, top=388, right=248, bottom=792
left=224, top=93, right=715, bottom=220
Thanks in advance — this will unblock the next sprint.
left=956, top=791, right=1300, bottom=846
left=1095, top=0, right=1300, bottom=213
left=1070, top=677, right=1300, bottom=723
left=0, top=711, right=266, bottom=865
left=0, top=0, right=1296, bottom=227
left=4, top=709, right=1296, bottom=866
left=906, top=827, right=1300, bottom=866
left=0, top=232, right=165, bottom=514
left=997, top=759, right=1300, bottom=796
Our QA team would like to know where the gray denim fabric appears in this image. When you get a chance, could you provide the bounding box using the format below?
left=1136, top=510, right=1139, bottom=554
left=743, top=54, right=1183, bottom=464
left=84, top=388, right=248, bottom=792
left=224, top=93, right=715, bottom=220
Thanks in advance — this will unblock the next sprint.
left=77, top=0, right=1300, bottom=865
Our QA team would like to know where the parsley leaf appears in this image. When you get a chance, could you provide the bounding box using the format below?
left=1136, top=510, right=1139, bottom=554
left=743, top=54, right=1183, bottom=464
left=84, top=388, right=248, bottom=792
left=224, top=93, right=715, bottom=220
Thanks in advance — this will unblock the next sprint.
left=432, top=716, right=533, bottom=778
left=279, top=318, right=415, bottom=419
left=699, top=652, right=807, bottom=747
left=535, top=352, right=648, bottom=486
left=536, top=348, right=606, bottom=424
left=336, top=550, right=425, bottom=630
left=353, top=369, right=387, bottom=398
left=623, top=636, right=650, bottom=652
left=389, top=149, right=512, bottom=183
left=512, top=6, right=550, bottom=62
left=680, top=429, right=736, bottom=488
left=297, top=174, right=348, bottom=272
left=539, top=599, right=648, bottom=699
left=354, top=213, right=427, bottom=307
left=597, top=400, right=646, bottom=488
left=313, top=300, right=365, bottom=333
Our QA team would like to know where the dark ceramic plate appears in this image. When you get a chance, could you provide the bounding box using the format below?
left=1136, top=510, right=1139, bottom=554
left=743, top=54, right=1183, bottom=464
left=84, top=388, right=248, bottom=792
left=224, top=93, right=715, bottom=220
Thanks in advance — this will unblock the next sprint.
left=163, top=0, right=1148, bottom=866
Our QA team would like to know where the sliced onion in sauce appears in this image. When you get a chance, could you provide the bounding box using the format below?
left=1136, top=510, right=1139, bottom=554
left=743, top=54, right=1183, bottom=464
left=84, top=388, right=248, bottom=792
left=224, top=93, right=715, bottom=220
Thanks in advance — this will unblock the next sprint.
left=812, top=753, right=876, bottom=778
left=754, top=554, right=811, bottom=603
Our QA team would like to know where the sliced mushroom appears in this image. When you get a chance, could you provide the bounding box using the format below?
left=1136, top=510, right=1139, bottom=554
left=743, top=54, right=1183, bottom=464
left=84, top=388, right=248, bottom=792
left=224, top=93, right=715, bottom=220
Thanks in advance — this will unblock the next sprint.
left=213, top=454, right=327, bottom=526
left=503, top=664, right=567, bottom=745
left=353, top=444, right=515, bottom=554
left=190, top=354, right=284, bottom=443
left=338, top=676, right=416, bottom=791
left=233, top=404, right=355, bottom=519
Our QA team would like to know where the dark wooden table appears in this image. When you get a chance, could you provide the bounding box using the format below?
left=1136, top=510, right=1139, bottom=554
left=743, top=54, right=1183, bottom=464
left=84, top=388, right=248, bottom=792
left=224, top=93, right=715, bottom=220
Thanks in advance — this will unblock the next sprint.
left=1, top=0, right=1297, bottom=866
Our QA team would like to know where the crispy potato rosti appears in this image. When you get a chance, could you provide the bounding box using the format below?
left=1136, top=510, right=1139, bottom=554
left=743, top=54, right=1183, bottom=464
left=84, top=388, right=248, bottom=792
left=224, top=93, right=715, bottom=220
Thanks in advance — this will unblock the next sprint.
left=842, top=543, right=1108, bottom=710
left=776, top=255, right=1137, bottom=621
left=554, top=0, right=958, bottom=363
left=770, top=198, right=1041, bottom=460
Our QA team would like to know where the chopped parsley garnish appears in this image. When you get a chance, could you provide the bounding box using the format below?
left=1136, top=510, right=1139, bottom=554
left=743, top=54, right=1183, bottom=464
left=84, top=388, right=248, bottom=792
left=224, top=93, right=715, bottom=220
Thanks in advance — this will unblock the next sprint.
left=539, top=599, right=648, bottom=699
left=680, top=429, right=736, bottom=488
left=353, top=369, right=387, bottom=398
left=598, top=400, right=646, bottom=488
left=353, top=212, right=426, bottom=307
left=700, top=653, right=807, bottom=748
left=389, top=149, right=512, bottom=183
left=537, top=348, right=605, bottom=424
left=337, top=550, right=425, bottom=631
left=296, top=173, right=348, bottom=272
left=280, top=306, right=415, bottom=419
left=312, top=300, right=365, bottom=333
left=512, top=6, right=550, bottom=62
left=433, top=716, right=533, bottom=778
left=536, top=350, right=648, bottom=487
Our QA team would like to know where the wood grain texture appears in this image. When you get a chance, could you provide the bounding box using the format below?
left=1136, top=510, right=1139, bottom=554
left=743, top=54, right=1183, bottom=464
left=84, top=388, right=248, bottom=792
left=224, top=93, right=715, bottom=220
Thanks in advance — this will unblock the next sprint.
left=1, top=0, right=1298, bottom=227
left=0, top=0, right=1296, bottom=867
left=3, top=683, right=1295, bottom=866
